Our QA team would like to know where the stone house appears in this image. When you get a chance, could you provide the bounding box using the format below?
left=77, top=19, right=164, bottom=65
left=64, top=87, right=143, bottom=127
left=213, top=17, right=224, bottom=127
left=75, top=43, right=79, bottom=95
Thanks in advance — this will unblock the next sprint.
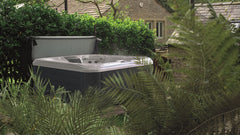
left=116, top=0, right=173, bottom=43
left=47, top=0, right=174, bottom=43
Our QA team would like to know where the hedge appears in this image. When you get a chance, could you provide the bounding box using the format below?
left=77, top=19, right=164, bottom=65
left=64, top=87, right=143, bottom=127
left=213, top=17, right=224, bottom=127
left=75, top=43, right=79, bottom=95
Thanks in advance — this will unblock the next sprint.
left=0, top=0, right=155, bottom=81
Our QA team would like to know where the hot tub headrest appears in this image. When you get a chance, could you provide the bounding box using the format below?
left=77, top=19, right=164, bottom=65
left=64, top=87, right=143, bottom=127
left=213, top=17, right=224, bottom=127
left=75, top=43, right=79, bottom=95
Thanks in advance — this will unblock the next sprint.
left=30, top=36, right=101, bottom=60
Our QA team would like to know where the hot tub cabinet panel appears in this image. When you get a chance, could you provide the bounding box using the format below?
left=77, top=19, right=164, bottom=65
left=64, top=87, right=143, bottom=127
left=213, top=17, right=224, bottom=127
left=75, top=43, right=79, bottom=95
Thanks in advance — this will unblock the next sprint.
left=33, top=66, right=137, bottom=92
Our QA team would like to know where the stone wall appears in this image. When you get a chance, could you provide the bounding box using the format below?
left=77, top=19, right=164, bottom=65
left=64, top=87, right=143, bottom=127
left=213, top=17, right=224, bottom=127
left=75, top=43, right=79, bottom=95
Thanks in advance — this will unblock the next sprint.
left=116, top=0, right=174, bottom=43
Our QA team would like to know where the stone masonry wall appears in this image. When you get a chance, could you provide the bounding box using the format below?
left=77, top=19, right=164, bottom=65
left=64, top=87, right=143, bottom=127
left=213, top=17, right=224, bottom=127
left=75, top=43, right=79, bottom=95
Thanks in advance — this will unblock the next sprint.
left=116, top=0, right=174, bottom=43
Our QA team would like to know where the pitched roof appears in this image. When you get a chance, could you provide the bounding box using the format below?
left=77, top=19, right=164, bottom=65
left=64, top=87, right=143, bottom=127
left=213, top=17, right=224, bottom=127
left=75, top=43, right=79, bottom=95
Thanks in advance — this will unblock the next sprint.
left=195, top=2, right=240, bottom=22
left=48, top=0, right=173, bottom=17
left=167, top=2, right=240, bottom=45
left=155, top=0, right=174, bottom=13
left=47, top=0, right=118, bottom=17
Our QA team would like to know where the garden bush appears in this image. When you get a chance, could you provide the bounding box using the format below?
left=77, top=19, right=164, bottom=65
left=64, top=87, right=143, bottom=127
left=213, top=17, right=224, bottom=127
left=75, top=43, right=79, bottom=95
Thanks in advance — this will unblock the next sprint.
left=0, top=0, right=155, bottom=81
left=0, top=71, right=124, bottom=135
left=0, top=1, right=64, bottom=82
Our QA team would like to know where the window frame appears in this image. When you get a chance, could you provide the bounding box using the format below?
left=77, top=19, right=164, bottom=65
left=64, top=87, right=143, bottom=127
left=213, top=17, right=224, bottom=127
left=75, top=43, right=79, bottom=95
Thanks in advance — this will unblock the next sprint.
left=145, top=21, right=153, bottom=30
left=230, top=19, right=240, bottom=29
left=156, top=21, right=165, bottom=39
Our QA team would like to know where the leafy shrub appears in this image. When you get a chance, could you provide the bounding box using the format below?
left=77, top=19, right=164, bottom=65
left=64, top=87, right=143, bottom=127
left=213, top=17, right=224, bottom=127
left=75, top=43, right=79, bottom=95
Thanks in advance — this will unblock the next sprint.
left=60, top=13, right=95, bottom=36
left=0, top=71, right=123, bottom=135
left=0, top=1, right=63, bottom=82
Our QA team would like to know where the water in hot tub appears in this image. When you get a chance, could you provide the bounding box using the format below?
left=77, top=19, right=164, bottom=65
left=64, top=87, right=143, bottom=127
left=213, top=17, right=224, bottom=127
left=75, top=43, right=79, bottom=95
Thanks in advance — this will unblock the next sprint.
left=64, top=55, right=135, bottom=64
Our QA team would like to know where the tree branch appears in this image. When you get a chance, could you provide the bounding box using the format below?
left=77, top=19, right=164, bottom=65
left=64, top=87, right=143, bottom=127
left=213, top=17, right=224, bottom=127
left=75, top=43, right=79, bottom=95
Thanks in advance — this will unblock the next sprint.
left=106, top=0, right=117, bottom=19
left=77, top=0, right=103, bottom=17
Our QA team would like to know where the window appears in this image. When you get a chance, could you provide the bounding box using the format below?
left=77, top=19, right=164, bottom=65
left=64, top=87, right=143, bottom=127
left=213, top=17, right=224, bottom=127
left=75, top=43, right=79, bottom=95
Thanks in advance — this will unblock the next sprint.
left=230, top=19, right=240, bottom=33
left=145, top=21, right=153, bottom=30
left=156, top=21, right=164, bottom=39
left=230, top=19, right=240, bottom=29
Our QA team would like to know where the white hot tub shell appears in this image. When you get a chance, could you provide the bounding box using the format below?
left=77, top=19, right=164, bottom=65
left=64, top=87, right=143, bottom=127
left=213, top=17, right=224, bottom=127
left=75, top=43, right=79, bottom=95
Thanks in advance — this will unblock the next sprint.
left=31, top=36, right=153, bottom=92
left=33, top=54, right=152, bottom=91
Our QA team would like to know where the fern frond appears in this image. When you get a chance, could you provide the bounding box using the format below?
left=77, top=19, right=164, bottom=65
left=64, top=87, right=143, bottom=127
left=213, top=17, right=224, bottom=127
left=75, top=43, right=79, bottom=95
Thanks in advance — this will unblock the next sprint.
left=102, top=68, right=171, bottom=134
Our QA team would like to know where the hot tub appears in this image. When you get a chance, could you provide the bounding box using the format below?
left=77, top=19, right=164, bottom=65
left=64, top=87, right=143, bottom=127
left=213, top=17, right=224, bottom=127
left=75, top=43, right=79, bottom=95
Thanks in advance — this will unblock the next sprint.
left=33, top=54, right=152, bottom=92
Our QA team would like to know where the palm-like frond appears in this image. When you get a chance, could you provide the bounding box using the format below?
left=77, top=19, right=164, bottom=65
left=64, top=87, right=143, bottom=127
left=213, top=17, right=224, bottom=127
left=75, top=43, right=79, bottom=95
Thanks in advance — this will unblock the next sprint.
left=168, top=1, right=240, bottom=134
left=30, top=90, right=107, bottom=135
left=102, top=67, right=170, bottom=134
left=106, top=126, right=127, bottom=135
left=0, top=71, right=120, bottom=135
left=172, top=7, right=239, bottom=94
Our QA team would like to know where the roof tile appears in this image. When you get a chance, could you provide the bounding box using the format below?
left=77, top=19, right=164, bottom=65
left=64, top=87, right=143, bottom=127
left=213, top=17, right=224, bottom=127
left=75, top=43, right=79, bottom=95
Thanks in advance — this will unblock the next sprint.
left=196, top=2, right=240, bottom=21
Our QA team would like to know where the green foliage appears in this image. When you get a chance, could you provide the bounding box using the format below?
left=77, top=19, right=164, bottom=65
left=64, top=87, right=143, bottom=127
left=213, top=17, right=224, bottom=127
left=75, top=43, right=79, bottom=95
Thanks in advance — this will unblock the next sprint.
left=0, top=0, right=155, bottom=81
left=167, top=0, right=240, bottom=134
left=102, top=68, right=170, bottom=134
left=14, top=0, right=49, bottom=4
left=107, top=18, right=155, bottom=55
left=0, top=71, right=125, bottom=135
left=168, top=0, right=191, bottom=20
left=0, top=1, right=64, bottom=81
left=105, top=2, right=129, bottom=20
left=57, top=14, right=155, bottom=55
left=60, top=13, right=95, bottom=36
left=100, top=1, right=240, bottom=134
left=171, top=2, right=239, bottom=94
